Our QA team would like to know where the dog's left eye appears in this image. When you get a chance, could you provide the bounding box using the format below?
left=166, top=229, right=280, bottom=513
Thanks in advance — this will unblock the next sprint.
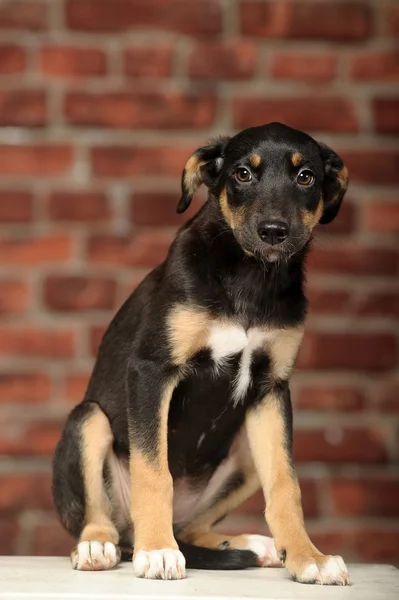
left=297, top=170, right=315, bottom=186
left=235, top=167, right=252, bottom=183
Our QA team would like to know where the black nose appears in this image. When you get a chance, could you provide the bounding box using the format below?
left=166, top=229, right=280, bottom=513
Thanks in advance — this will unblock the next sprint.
left=257, top=220, right=289, bottom=245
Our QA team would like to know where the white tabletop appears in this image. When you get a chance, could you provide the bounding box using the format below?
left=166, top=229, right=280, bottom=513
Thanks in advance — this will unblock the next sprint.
left=0, top=557, right=398, bottom=600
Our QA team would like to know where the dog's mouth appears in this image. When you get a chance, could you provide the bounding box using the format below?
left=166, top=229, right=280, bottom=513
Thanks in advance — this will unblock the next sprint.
left=236, top=231, right=310, bottom=264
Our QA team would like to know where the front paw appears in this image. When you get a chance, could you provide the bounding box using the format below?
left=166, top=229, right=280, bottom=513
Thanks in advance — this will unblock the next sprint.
left=285, top=553, right=350, bottom=585
left=133, top=548, right=186, bottom=580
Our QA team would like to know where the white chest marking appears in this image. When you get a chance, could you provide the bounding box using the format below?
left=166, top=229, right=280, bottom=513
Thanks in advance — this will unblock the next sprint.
left=208, top=324, right=277, bottom=405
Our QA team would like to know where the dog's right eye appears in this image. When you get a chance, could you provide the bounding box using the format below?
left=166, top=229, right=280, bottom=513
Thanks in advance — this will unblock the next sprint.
left=234, top=167, right=252, bottom=183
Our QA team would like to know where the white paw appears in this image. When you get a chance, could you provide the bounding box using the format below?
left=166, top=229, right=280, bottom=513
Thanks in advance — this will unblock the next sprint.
left=72, top=541, right=120, bottom=571
left=242, top=535, right=281, bottom=567
left=296, top=555, right=350, bottom=585
left=133, top=548, right=186, bottom=580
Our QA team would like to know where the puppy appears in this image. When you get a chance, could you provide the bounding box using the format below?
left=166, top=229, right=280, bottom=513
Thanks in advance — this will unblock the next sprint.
left=53, top=122, right=349, bottom=585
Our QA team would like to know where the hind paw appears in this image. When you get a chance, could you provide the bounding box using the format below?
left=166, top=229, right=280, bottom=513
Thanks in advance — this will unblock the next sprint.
left=236, top=535, right=282, bottom=567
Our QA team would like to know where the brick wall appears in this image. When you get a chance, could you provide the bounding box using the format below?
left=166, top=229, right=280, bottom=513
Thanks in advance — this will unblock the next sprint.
left=0, top=0, right=398, bottom=564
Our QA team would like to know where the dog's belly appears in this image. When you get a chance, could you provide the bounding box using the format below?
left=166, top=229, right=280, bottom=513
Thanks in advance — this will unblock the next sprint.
left=108, top=427, right=252, bottom=534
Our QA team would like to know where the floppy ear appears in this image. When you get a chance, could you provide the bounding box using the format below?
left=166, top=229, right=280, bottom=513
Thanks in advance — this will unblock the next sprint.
left=318, top=143, right=349, bottom=224
left=177, top=136, right=230, bottom=214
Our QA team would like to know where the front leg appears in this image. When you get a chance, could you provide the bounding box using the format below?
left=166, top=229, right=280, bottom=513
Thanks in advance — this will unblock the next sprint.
left=246, top=382, right=350, bottom=585
left=128, top=360, right=185, bottom=580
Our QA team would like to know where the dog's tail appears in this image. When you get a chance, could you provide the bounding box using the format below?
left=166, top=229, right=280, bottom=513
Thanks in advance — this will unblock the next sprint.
left=178, top=540, right=258, bottom=570
left=121, top=541, right=258, bottom=570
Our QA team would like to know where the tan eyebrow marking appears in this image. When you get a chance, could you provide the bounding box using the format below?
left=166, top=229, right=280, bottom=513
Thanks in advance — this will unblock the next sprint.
left=291, top=153, right=303, bottom=167
left=248, top=153, right=262, bottom=168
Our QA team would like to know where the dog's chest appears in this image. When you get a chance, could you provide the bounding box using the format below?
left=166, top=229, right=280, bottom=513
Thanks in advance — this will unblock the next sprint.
left=207, top=324, right=277, bottom=404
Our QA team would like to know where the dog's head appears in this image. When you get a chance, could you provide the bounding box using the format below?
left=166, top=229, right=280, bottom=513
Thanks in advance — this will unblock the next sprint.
left=178, top=122, right=348, bottom=262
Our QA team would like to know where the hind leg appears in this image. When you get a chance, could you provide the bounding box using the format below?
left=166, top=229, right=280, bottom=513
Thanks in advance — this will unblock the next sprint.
left=53, top=402, right=121, bottom=571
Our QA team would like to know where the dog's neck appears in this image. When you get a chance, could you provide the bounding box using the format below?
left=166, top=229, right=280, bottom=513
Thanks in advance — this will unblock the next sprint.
left=181, top=200, right=309, bottom=327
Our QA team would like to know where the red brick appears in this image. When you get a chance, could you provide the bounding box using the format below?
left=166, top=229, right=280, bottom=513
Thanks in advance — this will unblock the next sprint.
left=40, top=45, right=107, bottom=78
left=385, top=3, right=399, bottom=36
left=298, top=331, right=397, bottom=371
left=352, top=530, right=399, bottom=563
left=297, top=386, right=365, bottom=411
left=271, top=53, right=337, bottom=82
left=90, top=325, right=107, bottom=356
left=364, top=201, right=399, bottom=233
left=0, top=90, right=46, bottom=127
left=341, top=149, right=399, bottom=184
left=308, top=246, right=398, bottom=276
left=87, top=232, right=173, bottom=267
left=124, top=44, right=173, bottom=78
left=373, top=98, right=399, bottom=134
left=232, top=97, right=358, bottom=133
left=331, top=479, right=399, bottom=517
left=0, top=235, right=72, bottom=265
left=294, top=428, right=387, bottom=463
left=0, top=373, right=50, bottom=403
left=356, top=290, right=399, bottom=318
left=48, top=191, right=110, bottom=222
left=0, top=280, right=30, bottom=315
left=0, top=1, right=47, bottom=31
left=309, top=529, right=399, bottom=563
left=0, top=327, right=75, bottom=358
left=0, top=517, right=18, bottom=554
left=66, top=0, right=221, bottom=35
left=351, top=51, right=399, bottom=82
left=0, top=473, right=52, bottom=510
left=0, top=191, right=33, bottom=222
left=0, top=44, right=26, bottom=74
left=65, top=372, right=90, bottom=403
left=240, top=1, right=371, bottom=41
left=188, top=41, right=257, bottom=80
left=0, top=421, right=62, bottom=456
left=307, top=287, right=351, bottom=314
left=44, top=275, right=117, bottom=311
left=315, top=200, right=356, bottom=235
left=236, top=479, right=318, bottom=518
left=33, top=519, right=73, bottom=556
left=131, top=192, right=202, bottom=226
left=0, top=144, right=73, bottom=176
left=376, top=382, right=399, bottom=412
left=91, top=145, right=191, bottom=177
left=65, top=91, right=216, bottom=129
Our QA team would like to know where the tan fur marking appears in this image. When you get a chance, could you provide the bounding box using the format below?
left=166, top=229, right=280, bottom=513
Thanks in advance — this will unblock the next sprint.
left=266, top=326, right=304, bottom=380
left=246, top=398, right=322, bottom=571
left=249, top=153, right=261, bottom=168
left=79, top=524, right=119, bottom=545
left=183, top=155, right=206, bottom=196
left=219, top=187, right=246, bottom=230
left=337, top=165, right=349, bottom=190
left=79, top=406, right=119, bottom=545
left=291, top=153, right=303, bottom=167
left=300, top=197, right=324, bottom=230
left=168, top=304, right=210, bottom=365
left=186, top=531, right=253, bottom=550
left=130, top=380, right=178, bottom=552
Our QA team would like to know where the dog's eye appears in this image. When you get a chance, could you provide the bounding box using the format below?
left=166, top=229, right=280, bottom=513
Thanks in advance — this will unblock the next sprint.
left=235, top=167, right=252, bottom=183
left=297, top=170, right=315, bottom=186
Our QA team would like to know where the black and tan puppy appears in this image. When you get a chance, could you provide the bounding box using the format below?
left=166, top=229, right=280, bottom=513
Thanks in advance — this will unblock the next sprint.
left=53, top=122, right=349, bottom=585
